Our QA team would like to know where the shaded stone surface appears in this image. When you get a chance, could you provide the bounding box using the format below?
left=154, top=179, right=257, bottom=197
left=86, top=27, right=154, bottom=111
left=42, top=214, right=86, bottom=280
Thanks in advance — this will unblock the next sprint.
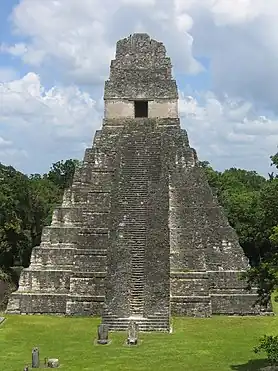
left=97, top=324, right=109, bottom=345
left=127, top=321, right=138, bottom=345
left=32, top=347, right=39, bottom=368
left=47, top=358, right=59, bottom=368
left=7, top=33, right=272, bottom=331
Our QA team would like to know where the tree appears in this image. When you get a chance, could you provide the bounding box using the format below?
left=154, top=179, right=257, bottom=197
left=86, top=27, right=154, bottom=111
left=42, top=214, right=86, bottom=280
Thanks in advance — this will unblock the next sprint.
left=241, top=155, right=278, bottom=306
left=202, top=164, right=267, bottom=265
left=0, top=164, right=32, bottom=269
left=47, top=159, right=81, bottom=191
left=0, top=159, right=81, bottom=272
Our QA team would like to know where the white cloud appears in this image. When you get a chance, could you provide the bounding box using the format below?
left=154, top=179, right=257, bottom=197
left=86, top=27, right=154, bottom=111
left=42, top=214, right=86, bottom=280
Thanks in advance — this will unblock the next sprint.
left=1, top=0, right=278, bottom=175
left=179, top=92, right=277, bottom=173
left=0, top=67, right=19, bottom=82
left=0, top=72, right=275, bottom=175
left=0, top=137, right=13, bottom=148
left=0, top=73, right=101, bottom=173
left=2, top=0, right=278, bottom=110
left=1, top=0, right=201, bottom=84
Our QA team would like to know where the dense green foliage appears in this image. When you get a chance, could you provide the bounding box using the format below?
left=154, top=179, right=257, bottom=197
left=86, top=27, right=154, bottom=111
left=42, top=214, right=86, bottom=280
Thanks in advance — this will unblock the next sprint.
left=0, top=159, right=80, bottom=270
left=0, top=313, right=277, bottom=371
left=201, top=159, right=278, bottom=306
left=0, top=155, right=277, bottom=306
left=254, top=335, right=278, bottom=365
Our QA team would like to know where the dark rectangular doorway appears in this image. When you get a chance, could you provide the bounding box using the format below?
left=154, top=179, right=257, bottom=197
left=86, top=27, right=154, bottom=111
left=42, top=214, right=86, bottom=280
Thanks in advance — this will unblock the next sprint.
left=135, top=101, right=148, bottom=118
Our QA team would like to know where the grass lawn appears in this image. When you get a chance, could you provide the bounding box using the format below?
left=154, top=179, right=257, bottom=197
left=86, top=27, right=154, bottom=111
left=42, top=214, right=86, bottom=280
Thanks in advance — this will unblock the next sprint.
left=1, top=300, right=277, bottom=371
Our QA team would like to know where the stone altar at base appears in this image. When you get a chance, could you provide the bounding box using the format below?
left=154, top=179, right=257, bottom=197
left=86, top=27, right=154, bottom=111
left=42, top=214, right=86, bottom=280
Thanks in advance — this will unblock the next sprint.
left=7, top=33, right=272, bottom=331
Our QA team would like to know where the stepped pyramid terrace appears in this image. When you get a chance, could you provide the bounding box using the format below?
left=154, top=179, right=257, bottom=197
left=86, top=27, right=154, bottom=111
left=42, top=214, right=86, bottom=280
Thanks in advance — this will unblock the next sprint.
left=7, top=33, right=272, bottom=332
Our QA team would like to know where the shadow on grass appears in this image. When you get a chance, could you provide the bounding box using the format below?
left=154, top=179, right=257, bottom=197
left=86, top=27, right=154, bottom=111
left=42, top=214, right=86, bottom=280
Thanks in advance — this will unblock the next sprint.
left=230, top=359, right=278, bottom=371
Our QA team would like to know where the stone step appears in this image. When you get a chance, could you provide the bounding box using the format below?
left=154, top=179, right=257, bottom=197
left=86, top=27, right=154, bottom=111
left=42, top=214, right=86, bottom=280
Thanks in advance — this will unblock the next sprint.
left=131, top=264, right=144, bottom=268
left=130, top=284, right=144, bottom=288
left=130, top=289, right=144, bottom=292
left=131, top=274, right=144, bottom=277
left=131, top=260, right=145, bottom=262
left=130, top=284, right=144, bottom=287
left=131, top=276, right=144, bottom=279
left=131, top=287, right=144, bottom=290
left=102, top=321, right=170, bottom=332
left=130, top=302, right=144, bottom=305
left=130, top=294, right=144, bottom=297
left=130, top=300, right=144, bottom=304
left=130, top=301, right=144, bottom=303
left=131, top=264, right=144, bottom=266
left=131, top=258, right=145, bottom=260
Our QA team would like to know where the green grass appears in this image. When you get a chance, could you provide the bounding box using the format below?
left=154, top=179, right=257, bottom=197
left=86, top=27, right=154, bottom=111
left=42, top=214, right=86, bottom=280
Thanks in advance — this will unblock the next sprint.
left=1, top=301, right=277, bottom=371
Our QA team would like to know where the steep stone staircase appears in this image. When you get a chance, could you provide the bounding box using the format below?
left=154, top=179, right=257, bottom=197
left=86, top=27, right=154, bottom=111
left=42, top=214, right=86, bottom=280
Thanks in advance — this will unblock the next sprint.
left=122, top=136, right=149, bottom=317
left=103, top=130, right=169, bottom=331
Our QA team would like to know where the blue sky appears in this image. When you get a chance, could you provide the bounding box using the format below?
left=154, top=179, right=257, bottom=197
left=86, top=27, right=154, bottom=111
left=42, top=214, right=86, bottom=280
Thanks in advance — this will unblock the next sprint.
left=0, top=1, right=20, bottom=71
left=0, top=0, right=278, bottom=176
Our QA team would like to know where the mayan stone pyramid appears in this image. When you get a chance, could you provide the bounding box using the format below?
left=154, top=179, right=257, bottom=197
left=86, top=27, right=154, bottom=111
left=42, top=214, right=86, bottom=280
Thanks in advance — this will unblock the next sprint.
left=7, top=33, right=270, bottom=331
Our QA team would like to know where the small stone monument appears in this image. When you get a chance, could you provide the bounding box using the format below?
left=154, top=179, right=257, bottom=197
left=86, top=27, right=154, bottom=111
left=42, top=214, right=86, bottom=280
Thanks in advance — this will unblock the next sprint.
left=32, top=347, right=40, bottom=368
left=47, top=358, right=59, bottom=368
left=97, top=324, right=109, bottom=345
left=127, top=321, right=138, bottom=345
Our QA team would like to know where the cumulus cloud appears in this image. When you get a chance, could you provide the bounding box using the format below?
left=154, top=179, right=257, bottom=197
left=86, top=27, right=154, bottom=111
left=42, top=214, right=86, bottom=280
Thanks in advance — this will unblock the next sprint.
left=1, top=0, right=201, bottom=85
left=0, top=73, right=101, bottom=173
left=3, top=0, right=278, bottom=111
left=0, top=72, right=275, bottom=175
left=0, top=67, right=19, bottom=82
left=179, top=92, right=276, bottom=173
left=0, top=0, right=278, bottom=175
left=0, top=137, right=13, bottom=148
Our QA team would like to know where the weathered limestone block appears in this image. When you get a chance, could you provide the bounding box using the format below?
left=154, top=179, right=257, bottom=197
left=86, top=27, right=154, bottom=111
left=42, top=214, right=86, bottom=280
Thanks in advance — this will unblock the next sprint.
left=17, top=270, right=71, bottom=293
left=97, top=324, right=109, bottom=345
left=41, top=226, right=79, bottom=244
left=17, top=293, right=68, bottom=314
left=32, top=347, right=39, bottom=368
left=73, top=252, right=106, bottom=272
left=210, top=293, right=262, bottom=315
left=69, top=276, right=105, bottom=296
left=171, top=296, right=212, bottom=317
left=76, top=231, right=108, bottom=250
left=66, top=298, right=104, bottom=316
left=171, top=273, right=209, bottom=297
left=47, top=358, right=59, bottom=368
left=30, top=247, right=74, bottom=268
